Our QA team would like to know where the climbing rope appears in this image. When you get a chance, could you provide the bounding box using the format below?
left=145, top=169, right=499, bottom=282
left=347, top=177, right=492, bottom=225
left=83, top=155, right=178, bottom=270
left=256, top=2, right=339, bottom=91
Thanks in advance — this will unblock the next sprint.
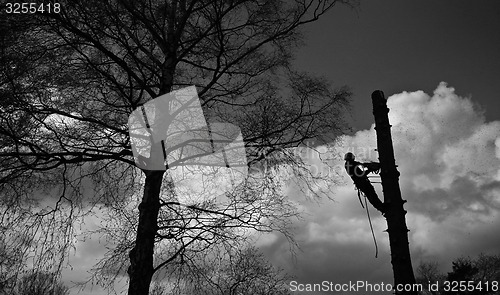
left=357, top=189, right=365, bottom=208
left=357, top=189, right=379, bottom=258
left=364, top=195, right=378, bottom=258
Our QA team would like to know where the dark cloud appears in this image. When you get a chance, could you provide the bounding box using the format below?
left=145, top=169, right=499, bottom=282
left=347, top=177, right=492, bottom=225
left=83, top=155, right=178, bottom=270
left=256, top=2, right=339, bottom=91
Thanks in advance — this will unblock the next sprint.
left=407, top=176, right=500, bottom=221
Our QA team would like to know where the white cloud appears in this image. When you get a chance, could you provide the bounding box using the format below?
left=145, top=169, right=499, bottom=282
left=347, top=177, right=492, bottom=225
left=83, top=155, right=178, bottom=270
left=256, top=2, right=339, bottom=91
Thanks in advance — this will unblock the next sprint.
left=43, top=112, right=81, bottom=129
left=332, top=82, right=500, bottom=218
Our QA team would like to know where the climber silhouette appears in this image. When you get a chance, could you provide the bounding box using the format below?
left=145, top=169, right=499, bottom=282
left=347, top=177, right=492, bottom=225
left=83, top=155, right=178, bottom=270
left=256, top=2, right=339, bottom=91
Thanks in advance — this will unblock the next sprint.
left=344, top=152, right=385, bottom=214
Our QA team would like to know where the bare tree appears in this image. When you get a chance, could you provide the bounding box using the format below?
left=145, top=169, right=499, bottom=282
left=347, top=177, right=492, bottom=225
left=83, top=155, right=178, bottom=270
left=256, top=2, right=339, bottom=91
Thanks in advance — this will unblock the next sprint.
left=415, top=261, right=445, bottom=295
left=152, top=245, right=292, bottom=295
left=1, top=1, right=356, bottom=294
left=416, top=254, right=500, bottom=295
left=15, top=271, right=69, bottom=295
left=0, top=235, right=22, bottom=294
left=474, top=253, right=500, bottom=285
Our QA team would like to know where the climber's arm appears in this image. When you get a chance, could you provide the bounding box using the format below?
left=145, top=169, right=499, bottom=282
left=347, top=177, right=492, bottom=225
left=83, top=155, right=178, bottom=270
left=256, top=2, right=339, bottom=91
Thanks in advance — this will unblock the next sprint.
left=363, top=162, right=381, bottom=174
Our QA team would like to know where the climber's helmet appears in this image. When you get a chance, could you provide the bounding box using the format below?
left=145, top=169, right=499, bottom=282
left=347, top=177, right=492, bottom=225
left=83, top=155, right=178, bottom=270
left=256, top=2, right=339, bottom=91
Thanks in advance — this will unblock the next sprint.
left=344, top=152, right=355, bottom=161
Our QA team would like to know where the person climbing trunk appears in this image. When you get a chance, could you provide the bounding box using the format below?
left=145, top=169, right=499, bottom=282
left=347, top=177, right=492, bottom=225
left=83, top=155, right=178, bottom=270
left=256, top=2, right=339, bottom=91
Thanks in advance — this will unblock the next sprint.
left=344, top=152, right=385, bottom=214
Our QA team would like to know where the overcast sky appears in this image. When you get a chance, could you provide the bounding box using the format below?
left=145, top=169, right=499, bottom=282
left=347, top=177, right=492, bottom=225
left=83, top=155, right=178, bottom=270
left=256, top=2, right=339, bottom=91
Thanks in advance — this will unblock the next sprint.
left=60, top=1, right=500, bottom=294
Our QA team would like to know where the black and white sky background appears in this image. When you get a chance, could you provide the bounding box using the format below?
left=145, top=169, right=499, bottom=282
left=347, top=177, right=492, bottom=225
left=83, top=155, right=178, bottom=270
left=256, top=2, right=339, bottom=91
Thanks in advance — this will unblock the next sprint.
left=59, top=1, right=500, bottom=294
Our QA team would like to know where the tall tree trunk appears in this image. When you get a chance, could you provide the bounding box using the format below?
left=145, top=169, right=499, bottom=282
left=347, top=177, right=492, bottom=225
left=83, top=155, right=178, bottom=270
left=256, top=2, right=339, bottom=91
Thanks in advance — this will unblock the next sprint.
left=127, top=44, right=175, bottom=293
left=127, top=169, right=164, bottom=295
left=372, top=90, right=417, bottom=295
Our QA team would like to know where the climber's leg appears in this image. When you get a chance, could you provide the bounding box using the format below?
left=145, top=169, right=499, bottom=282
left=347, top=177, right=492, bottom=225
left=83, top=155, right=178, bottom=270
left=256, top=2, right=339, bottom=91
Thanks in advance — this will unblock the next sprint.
left=355, top=178, right=385, bottom=213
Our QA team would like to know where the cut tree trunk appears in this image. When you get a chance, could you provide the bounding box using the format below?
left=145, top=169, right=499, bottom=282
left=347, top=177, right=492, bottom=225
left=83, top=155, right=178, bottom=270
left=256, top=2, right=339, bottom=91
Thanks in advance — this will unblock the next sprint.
left=372, top=90, right=417, bottom=295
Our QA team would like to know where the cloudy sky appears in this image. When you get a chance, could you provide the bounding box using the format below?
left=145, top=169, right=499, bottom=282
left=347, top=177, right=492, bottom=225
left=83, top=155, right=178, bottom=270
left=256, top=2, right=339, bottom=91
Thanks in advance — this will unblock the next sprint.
left=256, top=0, right=500, bottom=294
left=258, top=82, right=500, bottom=294
left=59, top=1, right=500, bottom=294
